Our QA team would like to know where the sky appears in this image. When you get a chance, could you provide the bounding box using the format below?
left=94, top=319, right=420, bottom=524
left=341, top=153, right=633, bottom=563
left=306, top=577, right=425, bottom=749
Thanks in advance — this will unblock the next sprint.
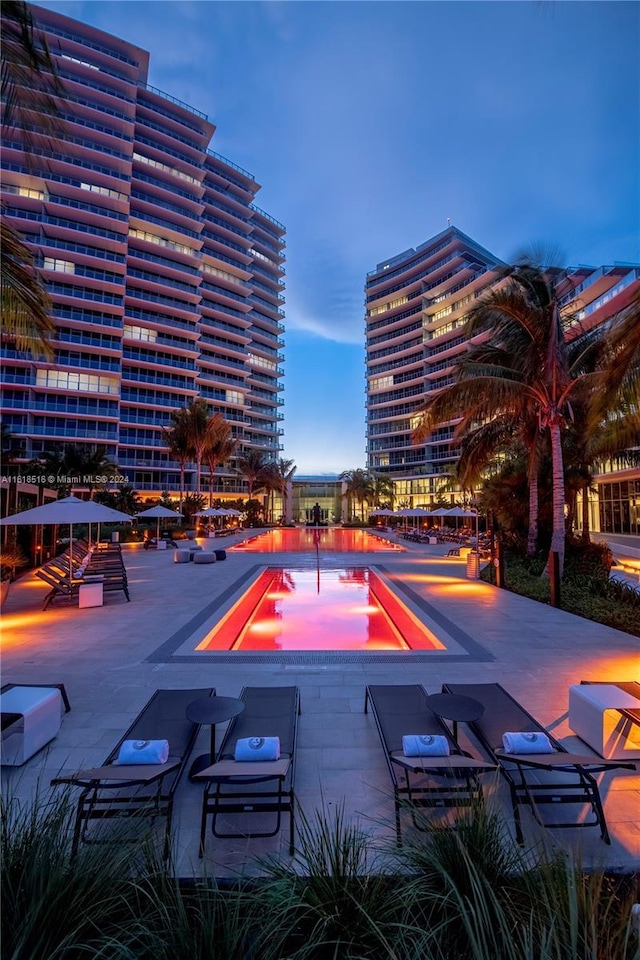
left=35, top=0, right=640, bottom=474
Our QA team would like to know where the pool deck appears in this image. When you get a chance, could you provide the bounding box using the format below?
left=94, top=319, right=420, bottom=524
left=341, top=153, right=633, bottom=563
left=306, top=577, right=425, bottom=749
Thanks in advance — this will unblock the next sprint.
left=1, top=529, right=639, bottom=877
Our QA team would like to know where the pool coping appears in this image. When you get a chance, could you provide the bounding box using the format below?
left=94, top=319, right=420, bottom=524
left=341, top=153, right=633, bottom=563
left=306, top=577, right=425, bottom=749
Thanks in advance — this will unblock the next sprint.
left=146, top=562, right=494, bottom=664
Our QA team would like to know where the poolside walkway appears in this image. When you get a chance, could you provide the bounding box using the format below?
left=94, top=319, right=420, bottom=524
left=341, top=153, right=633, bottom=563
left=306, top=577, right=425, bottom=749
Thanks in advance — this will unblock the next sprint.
left=1, top=530, right=638, bottom=877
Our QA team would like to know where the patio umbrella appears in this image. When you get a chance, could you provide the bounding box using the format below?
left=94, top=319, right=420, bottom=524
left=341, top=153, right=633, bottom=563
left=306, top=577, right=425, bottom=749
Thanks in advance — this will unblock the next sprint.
left=370, top=509, right=395, bottom=517
left=395, top=507, right=431, bottom=528
left=0, top=495, right=132, bottom=581
left=137, top=505, right=183, bottom=541
left=442, top=506, right=478, bottom=537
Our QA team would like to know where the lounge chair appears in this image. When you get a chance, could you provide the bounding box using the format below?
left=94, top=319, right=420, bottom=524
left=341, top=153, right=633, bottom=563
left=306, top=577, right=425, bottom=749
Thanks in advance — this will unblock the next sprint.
left=38, top=544, right=130, bottom=608
left=194, top=686, right=300, bottom=856
left=37, top=566, right=81, bottom=607
left=52, top=687, right=214, bottom=858
left=364, top=684, right=496, bottom=844
left=442, top=681, right=636, bottom=844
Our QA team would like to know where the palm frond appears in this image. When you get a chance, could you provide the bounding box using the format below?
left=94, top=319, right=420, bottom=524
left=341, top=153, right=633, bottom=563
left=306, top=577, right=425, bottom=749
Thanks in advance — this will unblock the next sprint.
left=1, top=0, right=66, bottom=156
left=0, top=219, right=55, bottom=358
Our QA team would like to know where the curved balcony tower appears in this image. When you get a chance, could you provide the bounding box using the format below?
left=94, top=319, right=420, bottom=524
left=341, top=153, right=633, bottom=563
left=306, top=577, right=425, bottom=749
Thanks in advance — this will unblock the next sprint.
left=0, top=3, right=285, bottom=497
left=365, top=226, right=502, bottom=499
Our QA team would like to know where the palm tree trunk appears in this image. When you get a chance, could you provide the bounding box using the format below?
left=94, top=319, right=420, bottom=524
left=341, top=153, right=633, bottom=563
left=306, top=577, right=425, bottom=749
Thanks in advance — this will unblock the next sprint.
left=547, top=420, right=566, bottom=578
left=527, top=472, right=539, bottom=558
left=581, top=481, right=591, bottom=542
left=526, top=443, right=540, bottom=558
left=179, top=466, right=185, bottom=512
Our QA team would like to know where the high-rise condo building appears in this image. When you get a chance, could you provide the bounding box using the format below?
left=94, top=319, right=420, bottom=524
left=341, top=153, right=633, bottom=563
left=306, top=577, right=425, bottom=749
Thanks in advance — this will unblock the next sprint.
left=365, top=226, right=639, bottom=535
left=1, top=4, right=285, bottom=498
left=365, top=227, right=503, bottom=497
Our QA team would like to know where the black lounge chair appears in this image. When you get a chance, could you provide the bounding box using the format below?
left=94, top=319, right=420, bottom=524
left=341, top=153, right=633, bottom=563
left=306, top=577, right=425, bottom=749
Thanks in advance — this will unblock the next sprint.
left=442, top=681, right=636, bottom=844
left=194, top=686, right=300, bottom=856
left=52, top=687, right=214, bottom=858
left=37, top=567, right=81, bottom=608
left=38, top=543, right=130, bottom=608
left=364, top=684, right=496, bottom=844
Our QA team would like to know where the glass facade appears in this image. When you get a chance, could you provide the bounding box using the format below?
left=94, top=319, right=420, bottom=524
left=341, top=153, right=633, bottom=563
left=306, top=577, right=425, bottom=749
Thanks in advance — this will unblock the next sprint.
left=290, top=479, right=344, bottom=524
left=597, top=480, right=640, bottom=536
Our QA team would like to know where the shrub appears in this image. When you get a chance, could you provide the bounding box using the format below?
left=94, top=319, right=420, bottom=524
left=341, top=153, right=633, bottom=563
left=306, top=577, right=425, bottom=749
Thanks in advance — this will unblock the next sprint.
left=564, top=536, right=614, bottom=580
left=0, top=788, right=161, bottom=959
left=481, top=550, right=640, bottom=637
left=2, top=789, right=638, bottom=959
left=255, top=802, right=401, bottom=959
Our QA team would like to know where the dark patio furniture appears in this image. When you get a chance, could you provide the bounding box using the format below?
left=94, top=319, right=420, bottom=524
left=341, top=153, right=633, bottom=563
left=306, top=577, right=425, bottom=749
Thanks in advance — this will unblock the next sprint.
left=364, top=684, right=496, bottom=844
left=442, top=681, right=636, bottom=845
left=186, top=695, right=245, bottom=779
left=194, top=685, right=300, bottom=856
left=52, top=687, right=214, bottom=858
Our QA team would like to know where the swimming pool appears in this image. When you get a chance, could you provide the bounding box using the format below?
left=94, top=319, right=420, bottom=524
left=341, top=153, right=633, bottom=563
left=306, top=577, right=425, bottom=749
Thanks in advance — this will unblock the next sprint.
left=230, top=527, right=404, bottom=553
left=195, top=566, right=445, bottom=652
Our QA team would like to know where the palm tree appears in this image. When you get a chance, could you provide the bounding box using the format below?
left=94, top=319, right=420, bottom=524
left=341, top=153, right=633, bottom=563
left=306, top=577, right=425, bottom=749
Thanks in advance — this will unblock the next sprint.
left=339, top=468, right=373, bottom=522
left=31, top=443, right=118, bottom=497
left=2, top=2, right=65, bottom=151
left=236, top=449, right=270, bottom=502
left=1, top=1, right=65, bottom=359
left=474, top=260, right=583, bottom=576
left=369, top=471, right=395, bottom=510
left=260, top=462, right=279, bottom=524
left=416, top=257, right=608, bottom=577
left=204, top=413, right=237, bottom=507
left=183, top=398, right=211, bottom=496
left=414, top=335, right=546, bottom=558
left=162, top=408, right=191, bottom=510
left=1, top=424, right=24, bottom=477
left=1, top=226, right=55, bottom=359
left=93, top=484, right=141, bottom=515
left=264, top=458, right=296, bottom=523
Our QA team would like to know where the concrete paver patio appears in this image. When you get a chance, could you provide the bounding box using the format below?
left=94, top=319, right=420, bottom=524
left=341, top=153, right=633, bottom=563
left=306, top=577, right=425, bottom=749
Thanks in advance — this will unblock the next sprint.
left=1, top=530, right=638, bottom=877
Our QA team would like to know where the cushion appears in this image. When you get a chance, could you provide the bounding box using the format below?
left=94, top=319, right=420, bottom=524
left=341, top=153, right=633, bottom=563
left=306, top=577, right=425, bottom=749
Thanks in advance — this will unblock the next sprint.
left=194, top=552, right=216, bottom=564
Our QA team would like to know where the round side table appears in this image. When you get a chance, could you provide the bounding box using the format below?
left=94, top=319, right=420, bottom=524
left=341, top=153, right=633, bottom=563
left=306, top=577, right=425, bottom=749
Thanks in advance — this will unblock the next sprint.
left=186, top=695, right=245, bottom=780
left=424, top=693, right=484, bottom=740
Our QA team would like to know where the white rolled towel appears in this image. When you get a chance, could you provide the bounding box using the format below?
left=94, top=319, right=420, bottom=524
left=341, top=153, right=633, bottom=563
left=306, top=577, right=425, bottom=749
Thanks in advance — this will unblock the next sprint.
left=234, top=736, right=280, bottom=761
left=115, top=739, right=169, bottom=765
left=402, top=734, right=450, bottom=757
left=502, top=731, right=555, bottom=754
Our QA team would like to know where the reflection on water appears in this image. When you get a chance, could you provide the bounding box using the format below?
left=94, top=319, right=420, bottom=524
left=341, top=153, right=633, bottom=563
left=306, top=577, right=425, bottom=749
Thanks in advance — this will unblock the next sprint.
left=196, top=566, right=445, bottom=652
left=230, top=527, right=403, bottom=553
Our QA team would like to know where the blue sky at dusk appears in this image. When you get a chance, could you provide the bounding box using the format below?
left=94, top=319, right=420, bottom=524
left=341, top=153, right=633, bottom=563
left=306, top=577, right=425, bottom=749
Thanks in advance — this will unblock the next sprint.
left=35, top=1, right=640, bottom=474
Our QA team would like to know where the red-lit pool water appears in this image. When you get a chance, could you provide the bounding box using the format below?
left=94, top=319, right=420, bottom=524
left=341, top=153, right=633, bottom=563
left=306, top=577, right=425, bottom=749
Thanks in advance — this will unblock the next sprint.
left=196, top=567, right=445, bottom=652
left=230, top=527, right=403, bottom=553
